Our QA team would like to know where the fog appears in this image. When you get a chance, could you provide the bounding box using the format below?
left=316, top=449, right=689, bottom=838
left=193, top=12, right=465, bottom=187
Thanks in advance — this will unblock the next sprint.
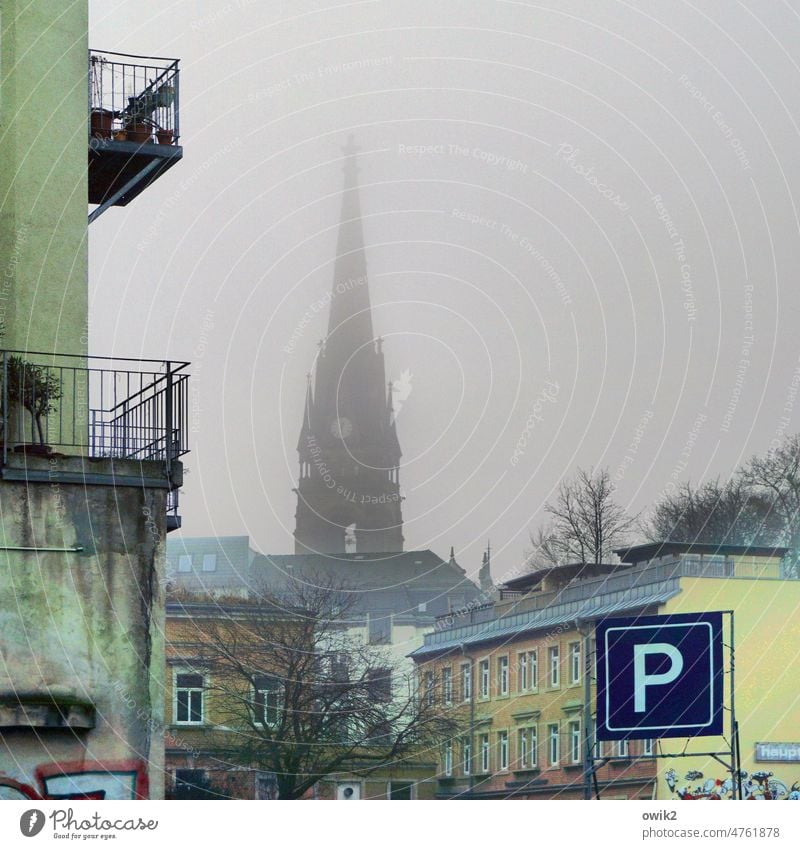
left=88, top=1, right=800, bottom=582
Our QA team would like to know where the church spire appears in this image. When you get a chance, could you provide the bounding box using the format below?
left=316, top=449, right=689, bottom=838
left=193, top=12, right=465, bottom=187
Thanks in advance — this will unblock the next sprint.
left=294, top=137, right=404, bottom=555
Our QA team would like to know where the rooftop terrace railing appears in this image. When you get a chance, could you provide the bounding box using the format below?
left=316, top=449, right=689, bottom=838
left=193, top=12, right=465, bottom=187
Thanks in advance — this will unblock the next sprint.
left=1, top=350, right=189, bottom=467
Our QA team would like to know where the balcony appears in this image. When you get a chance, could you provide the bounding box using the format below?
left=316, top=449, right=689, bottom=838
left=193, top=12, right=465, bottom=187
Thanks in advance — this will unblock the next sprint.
left=0, top=350, right=190, bottom=528
left=88, top=50, right=183, bottom=221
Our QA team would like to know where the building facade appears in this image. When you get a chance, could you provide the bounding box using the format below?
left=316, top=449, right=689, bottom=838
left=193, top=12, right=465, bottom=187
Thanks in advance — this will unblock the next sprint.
left=412, top=542, right=800, bottom=800
left=0, top=1, right=187, bottom=800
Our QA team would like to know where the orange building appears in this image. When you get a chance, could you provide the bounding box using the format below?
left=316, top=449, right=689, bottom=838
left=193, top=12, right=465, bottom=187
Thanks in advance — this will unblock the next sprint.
left=411, top=542, right=796, bottom=800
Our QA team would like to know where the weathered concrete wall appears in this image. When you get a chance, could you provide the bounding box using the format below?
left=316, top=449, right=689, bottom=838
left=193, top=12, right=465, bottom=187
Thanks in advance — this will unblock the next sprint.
left=0, top=456, right=168, bottom=799
left=0, top=0, right=89, bottom=354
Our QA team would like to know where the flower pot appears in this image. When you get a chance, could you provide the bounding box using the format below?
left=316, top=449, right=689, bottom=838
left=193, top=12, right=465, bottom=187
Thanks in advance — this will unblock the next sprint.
left=156, top=129, right=174, bottom=145
left=113, top=129, right=128, bottom=141
left=90, top=109, right=114, bottom=138
left=126, top=123, right=153, bottom=144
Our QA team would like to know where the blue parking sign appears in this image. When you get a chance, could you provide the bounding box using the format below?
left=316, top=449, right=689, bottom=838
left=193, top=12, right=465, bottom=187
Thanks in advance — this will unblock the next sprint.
left=596, top=612, right=723, bottom=741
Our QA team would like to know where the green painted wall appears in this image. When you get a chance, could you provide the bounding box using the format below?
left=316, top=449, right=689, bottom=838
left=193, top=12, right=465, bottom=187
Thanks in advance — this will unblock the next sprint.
left=0, top=0, right=89, bottom=355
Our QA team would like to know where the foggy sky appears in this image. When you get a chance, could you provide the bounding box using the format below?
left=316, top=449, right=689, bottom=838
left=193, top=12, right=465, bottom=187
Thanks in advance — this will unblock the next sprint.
left=88, top=0, right=800, bottom=583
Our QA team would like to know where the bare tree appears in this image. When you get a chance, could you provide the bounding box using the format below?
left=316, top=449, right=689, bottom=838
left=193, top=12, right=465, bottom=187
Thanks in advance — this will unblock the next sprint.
left=527, top=467, right=635, bottom=567
left=740, top=434, right=800, bottom=574
left=178, top=578, right=464, bottom=800
left=644, top=478, right=778, bottom=547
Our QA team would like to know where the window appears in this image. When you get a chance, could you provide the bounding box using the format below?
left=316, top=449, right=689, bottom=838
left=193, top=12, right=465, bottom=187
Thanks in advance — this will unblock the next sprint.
left=177, top=554, right=192, bottom=573
left=518, top=728, right=528, bottom=767
left=462, top=737, right=472, bottom=775
left=201, top=553, right=217, bottom=572
left=175, top=672, right=204, bottom=724
left=569, top=720, right=581, bottom=764
left=253, top=675, right=282, bottom=725
left=174, top=769, right=207, bottom=796
left=388, top=781, right=413, bottom=800
left=529, top=725, right=538, bottom=767
left=593, top=719, right=603, bottom=758
left=367, top=667, right=392, bottom=702
left=643, top=738, right=655, bottom=757
left=443, top=740, right=453, bottom=777
left=425, top=671, right=435, bottom=706
left=530, top=650, right=539, bottom=690
left=589, top=637, right=597, bottom=679
left=518, top=652, right=528, bottom=691
left=442, top=667, right=452, bottom=705
left=569, top=642, right=581, bottom=685
left=548, top=645, right=560, bottom=688
left=368, top=610, right=392, bottom=645
left=617, top=739, right=629, bottom=758
left=548, top=723, right=560, bottom=766
left=479, top=659, right=490, bottom=699
left=461, top=662, right=472, bottom=702
left=498, top=656, right=509, bottom=696
left=480, top=734, right=490, bottom=772
left=498, top=731, right=509, bottom=771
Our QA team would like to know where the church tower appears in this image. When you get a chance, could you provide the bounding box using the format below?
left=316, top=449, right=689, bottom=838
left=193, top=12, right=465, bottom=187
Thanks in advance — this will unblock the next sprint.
left=293, top=138, right=404, bottom=554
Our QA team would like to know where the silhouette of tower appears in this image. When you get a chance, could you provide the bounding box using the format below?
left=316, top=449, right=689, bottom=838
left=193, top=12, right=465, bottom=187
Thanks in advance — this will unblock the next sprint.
left=293, top=138, right=404, bottom=554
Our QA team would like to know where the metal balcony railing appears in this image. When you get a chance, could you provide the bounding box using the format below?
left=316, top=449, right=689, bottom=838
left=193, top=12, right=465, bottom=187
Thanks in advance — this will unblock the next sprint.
left=1, top=350, right=190, bottom=466
left=89, top=50, right=180, bottom=145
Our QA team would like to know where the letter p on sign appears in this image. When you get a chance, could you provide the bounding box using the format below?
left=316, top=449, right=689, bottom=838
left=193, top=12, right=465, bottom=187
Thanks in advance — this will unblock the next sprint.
left=595, top=612, right=723, bottom=741
left=633, top=643, right=683, bottom=712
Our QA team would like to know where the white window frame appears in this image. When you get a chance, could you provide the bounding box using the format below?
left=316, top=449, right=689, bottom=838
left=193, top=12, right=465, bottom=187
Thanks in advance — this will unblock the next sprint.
left=548, top=723, right=560, bottom=766
left=529, top=725, right=538, bottom=767
left=498, top=655, right=509, bottom=696
left=569, top=720, right=581, bottom=764
left=425, top=670, right=435, bottom=706
left=593, top=718, right=603, bottom=758
left=530, top=650, right=539, bottom=690
left=442, top=666, right=453, bottom=705
left=480, top=734, right=490, bottom=773
left=498, top=730, right=509, bottom=771
left=617, top=738, right=629, bottom=758
left=461, top=662, right=472, bottom=702
left=174, top=669, right=205, bottom=725
left=569, top=641, right=581, bottom=685
left=479, top=658, right=490, bottom=699
left=518, top=728, right=528, bottom=767
left=518, top=651, right=528, bottom=691
left=548, top=645, right=560, bottom=688
left=444, top=740, right=453, bottom=777
left=201, top=553, right=217, bottom=572
left=643, top=738, right=655, bottom=757
left=462, top=737, right=472, bottom=775
left=253, top=675, right=283, bottom=727
left=177, top=554, right=192, bottom=573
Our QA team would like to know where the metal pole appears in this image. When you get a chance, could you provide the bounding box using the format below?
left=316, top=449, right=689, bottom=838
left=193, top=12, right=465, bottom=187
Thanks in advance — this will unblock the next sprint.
left=582, top=627, right=593, bottom=799
left=729, top=612, right=738, bottom=800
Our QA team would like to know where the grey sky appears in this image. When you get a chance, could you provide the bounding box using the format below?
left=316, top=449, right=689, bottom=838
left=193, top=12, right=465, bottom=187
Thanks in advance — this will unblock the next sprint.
left=88, top=1, right=800, bottom=582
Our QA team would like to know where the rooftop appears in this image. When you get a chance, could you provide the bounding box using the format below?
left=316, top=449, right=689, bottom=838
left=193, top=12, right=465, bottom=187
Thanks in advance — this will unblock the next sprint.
left=614, top=541, right=789, bottom=563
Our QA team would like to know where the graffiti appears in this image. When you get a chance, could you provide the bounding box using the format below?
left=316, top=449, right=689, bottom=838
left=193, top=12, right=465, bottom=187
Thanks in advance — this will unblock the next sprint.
left=666, top=767, right=800, bottom=800
left=0, top=760, right=147, bottom=800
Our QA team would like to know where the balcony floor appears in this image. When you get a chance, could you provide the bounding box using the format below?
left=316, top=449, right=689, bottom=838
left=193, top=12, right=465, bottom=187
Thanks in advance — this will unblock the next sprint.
left=89, top=138, right=183, bottom=207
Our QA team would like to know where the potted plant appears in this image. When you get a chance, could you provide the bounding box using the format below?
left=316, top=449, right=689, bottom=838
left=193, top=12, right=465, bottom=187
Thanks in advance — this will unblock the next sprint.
left=5, top=356, right=63, bottom=454
left=90, top=108, right=114, bottom=138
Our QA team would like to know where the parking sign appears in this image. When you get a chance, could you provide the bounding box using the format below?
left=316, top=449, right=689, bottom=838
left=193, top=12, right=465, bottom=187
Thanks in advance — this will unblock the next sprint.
left=596, top=612, right=723, bottom=741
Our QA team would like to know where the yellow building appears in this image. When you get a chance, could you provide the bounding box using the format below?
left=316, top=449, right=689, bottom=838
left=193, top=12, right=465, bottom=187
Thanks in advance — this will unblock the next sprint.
left=412, top=542, right=800, bottom=800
